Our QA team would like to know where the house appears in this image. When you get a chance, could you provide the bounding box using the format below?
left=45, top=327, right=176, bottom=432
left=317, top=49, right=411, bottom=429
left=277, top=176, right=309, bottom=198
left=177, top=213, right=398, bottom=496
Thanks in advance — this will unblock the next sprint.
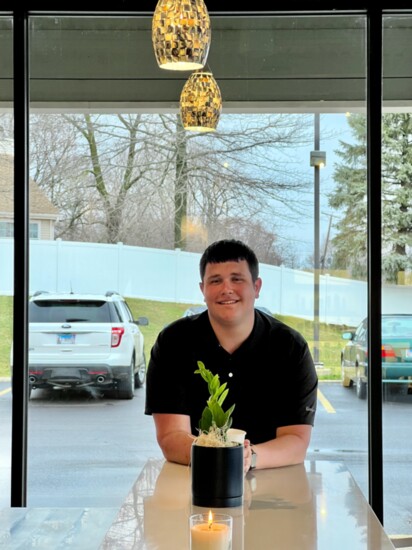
left=0, top=152, right=58, bottom=240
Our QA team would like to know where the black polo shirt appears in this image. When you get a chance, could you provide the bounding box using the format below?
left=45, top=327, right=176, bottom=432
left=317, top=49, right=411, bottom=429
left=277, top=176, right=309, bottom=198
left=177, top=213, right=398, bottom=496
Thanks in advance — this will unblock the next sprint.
left=145, top=310, right=318, bottom=445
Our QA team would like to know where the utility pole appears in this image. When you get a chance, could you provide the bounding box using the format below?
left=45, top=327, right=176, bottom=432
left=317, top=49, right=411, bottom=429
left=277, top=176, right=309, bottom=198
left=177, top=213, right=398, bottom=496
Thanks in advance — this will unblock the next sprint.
left=320, top=213, right=333, bottom=272
left=310, top=114, right=326, bottom=366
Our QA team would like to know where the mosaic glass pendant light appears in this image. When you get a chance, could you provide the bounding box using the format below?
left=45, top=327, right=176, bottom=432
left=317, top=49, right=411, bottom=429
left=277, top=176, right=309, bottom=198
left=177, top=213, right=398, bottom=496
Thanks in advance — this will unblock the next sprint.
left=152, top=0, right=211, bottom=71
left=180, top=69, right=222, bottom=132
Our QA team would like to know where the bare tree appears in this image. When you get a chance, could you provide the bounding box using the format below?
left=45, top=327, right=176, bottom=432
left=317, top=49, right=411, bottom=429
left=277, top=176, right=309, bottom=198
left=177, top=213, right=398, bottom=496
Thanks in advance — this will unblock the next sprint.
left=61, top=114, right=150, bottom=243
left=28, top=112, right=313, bottom=265
left=29, top=114, right=95, bottom=239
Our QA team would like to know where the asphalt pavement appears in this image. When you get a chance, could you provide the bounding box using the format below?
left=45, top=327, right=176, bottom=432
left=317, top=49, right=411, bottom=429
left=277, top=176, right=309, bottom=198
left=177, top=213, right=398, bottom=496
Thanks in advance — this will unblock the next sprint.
left=1, top=380, right=412, bottom=537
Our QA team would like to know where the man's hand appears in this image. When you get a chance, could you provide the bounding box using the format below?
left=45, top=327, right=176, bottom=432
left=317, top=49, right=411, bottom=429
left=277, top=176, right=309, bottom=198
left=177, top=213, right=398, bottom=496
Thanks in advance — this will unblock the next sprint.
left=244, top=439, right=253, bottom=473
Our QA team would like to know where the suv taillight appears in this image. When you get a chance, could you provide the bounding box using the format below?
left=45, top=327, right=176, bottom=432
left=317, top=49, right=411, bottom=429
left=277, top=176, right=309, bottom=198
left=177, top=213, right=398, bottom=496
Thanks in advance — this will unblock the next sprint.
left=111, top=327, right=125, bottom=348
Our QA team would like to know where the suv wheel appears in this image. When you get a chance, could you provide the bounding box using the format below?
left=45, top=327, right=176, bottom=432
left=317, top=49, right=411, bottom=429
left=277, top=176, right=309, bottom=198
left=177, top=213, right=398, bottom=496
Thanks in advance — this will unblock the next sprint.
left=116, top=356, right=135, bottom=400
left=135, top=353, right=146, bottom=388
left=356, top=374, right=367, bottom=399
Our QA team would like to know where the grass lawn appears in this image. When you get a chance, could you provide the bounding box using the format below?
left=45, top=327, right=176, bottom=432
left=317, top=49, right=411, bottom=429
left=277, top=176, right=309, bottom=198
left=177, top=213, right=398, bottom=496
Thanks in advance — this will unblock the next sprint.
left=0, top=296, right=13, bottom=379
left=0, top=296, right=346, bottom=380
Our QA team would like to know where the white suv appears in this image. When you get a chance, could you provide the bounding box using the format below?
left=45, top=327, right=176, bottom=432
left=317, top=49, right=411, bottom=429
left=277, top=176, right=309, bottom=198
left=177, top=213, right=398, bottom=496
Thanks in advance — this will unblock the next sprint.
left=25, top=291, right=149, bottom=399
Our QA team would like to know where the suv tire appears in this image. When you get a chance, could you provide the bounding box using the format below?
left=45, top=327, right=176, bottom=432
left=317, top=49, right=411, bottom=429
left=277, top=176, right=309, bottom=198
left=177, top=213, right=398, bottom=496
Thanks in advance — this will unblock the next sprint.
left=356, top=375, right=367, bottom=399
left=135, top=353, right=146, bottom=388
left=116, top=356, right=135, bottom=399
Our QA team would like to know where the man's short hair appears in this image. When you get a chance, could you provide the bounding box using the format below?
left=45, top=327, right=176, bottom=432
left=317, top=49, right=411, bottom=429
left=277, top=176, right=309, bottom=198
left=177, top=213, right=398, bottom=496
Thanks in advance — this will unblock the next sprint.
left=199, top=239, right=259, bottom=281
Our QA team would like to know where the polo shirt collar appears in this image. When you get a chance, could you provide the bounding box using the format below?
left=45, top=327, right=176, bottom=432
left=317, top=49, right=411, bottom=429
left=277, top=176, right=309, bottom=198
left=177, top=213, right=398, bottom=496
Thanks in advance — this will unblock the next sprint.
left=196, top=309, right=265, bottom=356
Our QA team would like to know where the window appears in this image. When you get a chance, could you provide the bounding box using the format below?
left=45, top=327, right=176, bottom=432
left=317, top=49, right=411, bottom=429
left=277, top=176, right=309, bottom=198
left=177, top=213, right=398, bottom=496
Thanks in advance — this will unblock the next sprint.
left=382, top=13, right=412, bottom=539
left=0, top=221, right=13, bottom=237
left=0, top=221, right=38, bottom=238
left=23, top=13, right=371, bottom=516
left=29, top=222, right=39, bottom=239
left=29, top=299, right=114, bottom=323
left=0, top=13, right=13, bottom=510
left=7, top=9, right=410, bottom=540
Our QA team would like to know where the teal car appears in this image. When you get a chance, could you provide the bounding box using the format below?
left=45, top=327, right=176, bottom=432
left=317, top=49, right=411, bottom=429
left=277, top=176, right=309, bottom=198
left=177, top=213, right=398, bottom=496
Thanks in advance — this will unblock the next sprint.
left=341, top=314, right=412, bottom=399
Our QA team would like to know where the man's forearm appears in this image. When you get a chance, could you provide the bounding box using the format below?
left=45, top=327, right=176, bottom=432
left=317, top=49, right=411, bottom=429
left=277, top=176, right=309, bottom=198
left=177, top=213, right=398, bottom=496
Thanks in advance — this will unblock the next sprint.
left=251, top=426, right=312, bottom=470
left=158, top=430, right=195, bottom=465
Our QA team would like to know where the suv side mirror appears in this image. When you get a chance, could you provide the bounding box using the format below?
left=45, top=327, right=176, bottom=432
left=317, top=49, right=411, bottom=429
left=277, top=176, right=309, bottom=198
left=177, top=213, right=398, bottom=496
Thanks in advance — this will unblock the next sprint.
left=135, top=316, right=149, bottom=326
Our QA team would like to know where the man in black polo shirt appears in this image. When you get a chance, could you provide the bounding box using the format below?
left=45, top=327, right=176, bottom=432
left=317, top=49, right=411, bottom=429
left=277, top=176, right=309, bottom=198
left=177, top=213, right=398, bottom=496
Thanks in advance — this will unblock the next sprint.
left=145, top=239, right=318, bottom=471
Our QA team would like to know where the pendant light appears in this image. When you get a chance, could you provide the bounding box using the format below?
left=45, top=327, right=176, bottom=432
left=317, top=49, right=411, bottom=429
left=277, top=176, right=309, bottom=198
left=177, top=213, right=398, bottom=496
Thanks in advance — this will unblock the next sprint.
left=180, top=68, right=222, bottom=132
left=152, top=0, right=211, bottom=71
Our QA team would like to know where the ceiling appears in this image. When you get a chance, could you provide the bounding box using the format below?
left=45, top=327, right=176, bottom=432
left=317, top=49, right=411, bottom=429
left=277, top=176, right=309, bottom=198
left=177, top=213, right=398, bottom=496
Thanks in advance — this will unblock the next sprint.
left=1, top=13, right=412, bottom=112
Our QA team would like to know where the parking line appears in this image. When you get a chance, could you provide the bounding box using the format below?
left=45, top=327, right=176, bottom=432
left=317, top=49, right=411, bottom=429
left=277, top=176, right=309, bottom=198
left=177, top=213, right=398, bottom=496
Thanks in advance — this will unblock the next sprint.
left=0, top=387, right=11, bottom=396
left=317, top=388, right=336, bottom=413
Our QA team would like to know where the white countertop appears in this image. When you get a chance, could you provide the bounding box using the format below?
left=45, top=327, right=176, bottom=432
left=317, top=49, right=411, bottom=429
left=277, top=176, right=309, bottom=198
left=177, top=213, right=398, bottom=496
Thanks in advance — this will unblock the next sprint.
left=1, top=459, right=394, bottom=549
left=102, top=458, right=394, bottom=550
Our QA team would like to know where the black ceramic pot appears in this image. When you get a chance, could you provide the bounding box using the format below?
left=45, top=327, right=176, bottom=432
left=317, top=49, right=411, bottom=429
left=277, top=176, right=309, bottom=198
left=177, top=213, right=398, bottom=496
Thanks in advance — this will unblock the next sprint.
left=191, top=443, right=244, bottom=508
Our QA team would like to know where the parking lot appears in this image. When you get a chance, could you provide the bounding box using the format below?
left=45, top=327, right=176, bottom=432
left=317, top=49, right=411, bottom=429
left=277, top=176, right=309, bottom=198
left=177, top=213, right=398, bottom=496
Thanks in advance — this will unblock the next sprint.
left=1, top=380, right=411, bottom=536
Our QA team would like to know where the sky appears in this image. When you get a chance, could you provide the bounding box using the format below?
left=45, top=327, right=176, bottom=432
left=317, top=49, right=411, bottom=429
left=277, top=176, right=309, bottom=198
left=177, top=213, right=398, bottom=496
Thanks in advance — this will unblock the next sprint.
left=277, top=113, right=353, bottom=263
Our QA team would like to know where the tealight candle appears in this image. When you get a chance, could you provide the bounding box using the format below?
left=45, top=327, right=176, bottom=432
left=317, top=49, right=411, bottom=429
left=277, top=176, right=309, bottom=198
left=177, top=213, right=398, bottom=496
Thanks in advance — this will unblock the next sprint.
left=190, top=511, right=232, bottom=550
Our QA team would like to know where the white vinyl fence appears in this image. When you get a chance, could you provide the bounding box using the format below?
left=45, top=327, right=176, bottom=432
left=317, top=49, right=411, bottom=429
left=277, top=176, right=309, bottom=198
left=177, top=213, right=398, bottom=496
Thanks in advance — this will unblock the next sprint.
left=0, top=238, right=411, bottom=327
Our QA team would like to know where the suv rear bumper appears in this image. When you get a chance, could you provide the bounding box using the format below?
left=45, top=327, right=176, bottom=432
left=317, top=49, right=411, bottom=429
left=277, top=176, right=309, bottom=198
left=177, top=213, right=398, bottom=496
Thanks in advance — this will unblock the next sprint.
left=28, top=364, right=131, bottom=390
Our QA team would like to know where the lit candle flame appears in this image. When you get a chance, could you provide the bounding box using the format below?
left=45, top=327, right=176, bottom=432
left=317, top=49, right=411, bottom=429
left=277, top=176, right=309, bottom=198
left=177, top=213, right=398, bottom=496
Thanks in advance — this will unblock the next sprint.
left=208, top=510, right=213, bottom=529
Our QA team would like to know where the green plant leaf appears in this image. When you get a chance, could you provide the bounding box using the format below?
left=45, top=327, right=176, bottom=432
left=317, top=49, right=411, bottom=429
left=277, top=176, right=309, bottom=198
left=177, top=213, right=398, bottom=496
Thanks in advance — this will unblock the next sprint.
left=209, top=374, right=219, bottom=395
left=224, top=403, right=236, bottom=424
left=195, top=361, right=235, bottom=435
left=217, top=387, right=229, bottom=406
left=199, top=407, right=213, bottom=433
left=208, top=401, right=229, bottom=428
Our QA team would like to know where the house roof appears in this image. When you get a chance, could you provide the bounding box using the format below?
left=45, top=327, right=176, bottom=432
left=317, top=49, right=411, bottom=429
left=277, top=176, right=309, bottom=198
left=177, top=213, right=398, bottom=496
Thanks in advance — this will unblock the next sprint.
left=0, top=153, right=59, bottom=218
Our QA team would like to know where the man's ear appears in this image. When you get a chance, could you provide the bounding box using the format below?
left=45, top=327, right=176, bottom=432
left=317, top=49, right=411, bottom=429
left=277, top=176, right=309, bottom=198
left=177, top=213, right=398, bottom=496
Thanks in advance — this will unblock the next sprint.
left=254, top=277, right=262, bottom=298
left=199, top=281, right=204, bottom=295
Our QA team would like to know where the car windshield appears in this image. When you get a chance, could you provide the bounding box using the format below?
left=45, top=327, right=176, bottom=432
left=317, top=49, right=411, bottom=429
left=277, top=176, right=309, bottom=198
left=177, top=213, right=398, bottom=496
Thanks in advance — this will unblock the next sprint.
left=182, top=306, right=207, bottom=317
left=29, top=300, right=116, bottom=323
left=256, top=306, right=272, bottom=316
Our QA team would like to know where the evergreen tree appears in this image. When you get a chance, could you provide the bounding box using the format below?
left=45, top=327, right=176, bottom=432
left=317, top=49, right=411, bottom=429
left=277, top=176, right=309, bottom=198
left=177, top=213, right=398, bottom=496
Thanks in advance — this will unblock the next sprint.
left=381, top=114, right=412, bottom=282
left=329, top=113, right=412, bottom=283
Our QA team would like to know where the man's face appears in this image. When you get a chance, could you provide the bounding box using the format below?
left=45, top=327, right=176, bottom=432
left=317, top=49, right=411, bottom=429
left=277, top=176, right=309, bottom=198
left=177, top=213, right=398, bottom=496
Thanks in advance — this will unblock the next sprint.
left=200, top=260, right=262, bottom=327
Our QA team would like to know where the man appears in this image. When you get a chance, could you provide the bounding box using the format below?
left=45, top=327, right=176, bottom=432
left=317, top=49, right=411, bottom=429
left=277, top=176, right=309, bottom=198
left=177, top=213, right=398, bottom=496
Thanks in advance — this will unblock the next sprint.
left=145, top=239, right=318, bottom=472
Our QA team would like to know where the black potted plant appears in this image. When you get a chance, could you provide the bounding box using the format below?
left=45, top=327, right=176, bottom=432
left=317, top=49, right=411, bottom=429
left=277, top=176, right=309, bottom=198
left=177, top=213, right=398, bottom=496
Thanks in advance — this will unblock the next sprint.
left=191, top=361, right=244, bottom=508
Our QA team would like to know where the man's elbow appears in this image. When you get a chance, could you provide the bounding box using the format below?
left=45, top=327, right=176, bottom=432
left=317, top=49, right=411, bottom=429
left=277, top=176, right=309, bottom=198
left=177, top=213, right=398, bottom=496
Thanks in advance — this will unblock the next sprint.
left=290, top=446, right=308, bottom=465
left=280, top=431, right=311, bottom=466
left=157, top=431, right=192, bottom=465
left=292, top=434, right=311, bottom=464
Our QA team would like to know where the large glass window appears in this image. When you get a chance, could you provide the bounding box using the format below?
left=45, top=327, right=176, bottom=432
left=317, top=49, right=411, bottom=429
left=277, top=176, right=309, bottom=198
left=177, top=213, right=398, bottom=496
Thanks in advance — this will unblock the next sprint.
left=23, top=14, right=373, bottom=519
left=22, top=11, right=412, bottom=541
left=0, top=15, right=13, bottom=508
left=382, top=13, right=412, bottom=538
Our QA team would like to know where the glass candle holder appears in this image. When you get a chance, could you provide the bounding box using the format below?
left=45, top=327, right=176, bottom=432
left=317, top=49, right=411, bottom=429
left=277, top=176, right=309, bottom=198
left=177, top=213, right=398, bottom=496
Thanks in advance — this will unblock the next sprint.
left=190, top=512, right=232, bottom=550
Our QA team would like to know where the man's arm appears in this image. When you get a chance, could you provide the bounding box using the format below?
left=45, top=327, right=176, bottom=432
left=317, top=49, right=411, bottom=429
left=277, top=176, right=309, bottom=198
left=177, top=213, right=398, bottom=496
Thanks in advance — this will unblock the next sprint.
left=153, top=413, right=194, bottom=465
left=245, top=424, right=312, bottom=470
